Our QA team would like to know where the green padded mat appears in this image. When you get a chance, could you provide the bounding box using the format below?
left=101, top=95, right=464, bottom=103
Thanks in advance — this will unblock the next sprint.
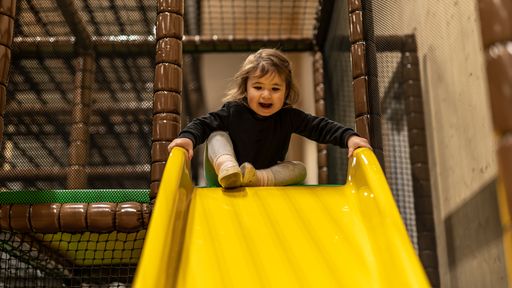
left=0, top=189, right=150, bottom=204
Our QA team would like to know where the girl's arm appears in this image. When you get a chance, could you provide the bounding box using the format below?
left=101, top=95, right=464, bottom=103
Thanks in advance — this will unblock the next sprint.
left=290, top=108, right=371, bottom=156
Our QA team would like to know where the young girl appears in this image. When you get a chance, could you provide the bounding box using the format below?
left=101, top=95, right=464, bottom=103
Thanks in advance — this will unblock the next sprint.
left=168, top=48, right=371, bottom=188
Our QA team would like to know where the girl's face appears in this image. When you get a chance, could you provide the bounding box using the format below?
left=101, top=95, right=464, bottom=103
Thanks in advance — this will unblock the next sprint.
left=246, top=72, right=286, bottom=117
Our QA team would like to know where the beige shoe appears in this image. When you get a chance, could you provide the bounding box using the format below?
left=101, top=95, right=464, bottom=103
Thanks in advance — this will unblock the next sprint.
left=215, top=155, right=242, bottom=188
left=241, top=162, right=275, bottom=186
left=240, top=162, right=258, bottom=186
left=218, top=165, right=242, bottom=188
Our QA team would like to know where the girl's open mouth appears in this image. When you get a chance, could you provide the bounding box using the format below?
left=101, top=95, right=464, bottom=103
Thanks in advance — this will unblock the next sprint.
left=259, top=103, right=272, bottom=109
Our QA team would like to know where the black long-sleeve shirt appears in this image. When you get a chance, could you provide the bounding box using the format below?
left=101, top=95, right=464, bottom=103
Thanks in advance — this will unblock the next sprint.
left=178, top=100, right=358, bottom=169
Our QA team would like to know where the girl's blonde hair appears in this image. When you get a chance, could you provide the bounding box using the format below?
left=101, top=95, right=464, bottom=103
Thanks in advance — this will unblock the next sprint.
left=223, top=48, right=300, bottom=105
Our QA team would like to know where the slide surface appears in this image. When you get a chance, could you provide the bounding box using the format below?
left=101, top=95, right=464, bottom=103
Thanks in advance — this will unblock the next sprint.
left=134, top=148, right=430, bottom=287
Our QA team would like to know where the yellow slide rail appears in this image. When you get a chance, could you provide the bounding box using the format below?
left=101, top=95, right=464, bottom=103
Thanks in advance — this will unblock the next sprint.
left=134, top=148, right=430, bottom=287
left=345, top=149, right=430, bottom=286
left=133, top=147, right=193, bottom=287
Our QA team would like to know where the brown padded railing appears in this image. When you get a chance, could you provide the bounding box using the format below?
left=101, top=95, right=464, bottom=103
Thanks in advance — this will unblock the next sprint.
left=150, top=0, right=184, bottom=200
left=0, top=202, right=150, bottom=233
left=477, top=0, right=512, bottom=282
left=12, top=36, right=314, bottom=57
left=347, top=0, right=384, bottom=164
left=478, top=0, right=512, bottom=217
left=0, top=0, right=16, bottom=145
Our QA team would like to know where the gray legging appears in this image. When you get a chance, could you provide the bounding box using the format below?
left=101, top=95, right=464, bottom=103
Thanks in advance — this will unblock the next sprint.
left=205, top=131, right=306, bottom=186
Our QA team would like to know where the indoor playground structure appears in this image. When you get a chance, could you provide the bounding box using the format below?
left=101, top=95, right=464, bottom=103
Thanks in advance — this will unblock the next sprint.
left=0, top=0, right=511, bottom=287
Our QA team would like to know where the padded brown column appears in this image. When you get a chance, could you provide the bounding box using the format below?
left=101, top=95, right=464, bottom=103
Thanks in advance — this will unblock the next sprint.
left=67, top=54, right=94, bottom=189
left=313, top=51, right=328, bottom=184
left=478, top=0, right=512, bottom=282
left=0, top=0, right=16, bottom=145
left=402, top=36, right=440, bottom=287
left=151, top=0, right=184, bottom=199
left=347, top=0, right=384, bottom=164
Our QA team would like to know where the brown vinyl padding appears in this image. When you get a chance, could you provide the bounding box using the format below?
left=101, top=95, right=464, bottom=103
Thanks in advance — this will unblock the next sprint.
left=60, top=203, right=88, bottom=232
left=350, top=43, right=366, bottom=78
left=152, top=141, right=172, bottom=163
left=353, top=77, right=369, bottom=117
left=156, top=38, right=183, bottom=65
left=0, top=0, right=15, bottom=157
left=313, top=51, right=328, bottom=184
left=154, top=63, right=183, bottom=93
left=0, top=14, right=14, bottom=47
left=30, top=203, right=62, bottom=233
left=349, top=11, right=364, bottom=43
left=486, top=47, right=512, bottom=132
left=479, top=0, right=512, bottom=47
left=1, top=202, right=150, bottom=233
left=348, top=0, right=362, bottom=13
left=9, top=204, right=31, bottom=232
left=479, top=0, right=512, bottom=216
left=151, top=0, right=184, bottom=198
left=498, top=135, right=512, bottom=203
left=0, top=46, right=11, bottom=84
left=152, top=113, right=181, bottom=141
left=153, top=91, right=182, bottom=114
left=347, top=0, right=384, bottom=168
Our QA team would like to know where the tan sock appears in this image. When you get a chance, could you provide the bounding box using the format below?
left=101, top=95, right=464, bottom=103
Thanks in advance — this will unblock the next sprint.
left=241, top=163, right=274, bottom=186
left=241, top=161, right=306, bottom=187
left=214, top=154, right=242, bottom=188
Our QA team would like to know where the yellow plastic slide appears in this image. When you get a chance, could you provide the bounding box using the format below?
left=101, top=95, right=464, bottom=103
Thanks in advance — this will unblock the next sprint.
left=134, top=148, right=430, bottom=287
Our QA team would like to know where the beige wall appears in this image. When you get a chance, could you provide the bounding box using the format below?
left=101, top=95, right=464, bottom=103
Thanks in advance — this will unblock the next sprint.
left=373, top=0, right=504, bottom=286
left=200, top=52, right=318, bottom=185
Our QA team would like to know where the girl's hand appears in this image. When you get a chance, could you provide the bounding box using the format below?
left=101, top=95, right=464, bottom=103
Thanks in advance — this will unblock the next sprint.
left=168, top=138, right=194, bottom=161
left=347, top=135, right=372, bottom=157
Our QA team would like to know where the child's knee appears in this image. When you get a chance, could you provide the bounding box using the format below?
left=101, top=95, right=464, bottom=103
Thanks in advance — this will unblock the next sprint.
left=208, top=131, right=229, bottom=142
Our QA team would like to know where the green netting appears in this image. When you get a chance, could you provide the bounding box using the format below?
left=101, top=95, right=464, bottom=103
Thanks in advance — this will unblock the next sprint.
left=0, top=189, right=150, bottom=204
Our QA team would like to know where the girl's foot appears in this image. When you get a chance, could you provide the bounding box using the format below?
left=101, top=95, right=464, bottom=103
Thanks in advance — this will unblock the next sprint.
left=241, top=161, right=306, bottom=187
left=218, top=165, right=242, bottom=188
left=240, top=162, right=257, bottom=186
left=215, top=155, right=242, bottom=188
left=240, top=162, right=274, bottom=186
